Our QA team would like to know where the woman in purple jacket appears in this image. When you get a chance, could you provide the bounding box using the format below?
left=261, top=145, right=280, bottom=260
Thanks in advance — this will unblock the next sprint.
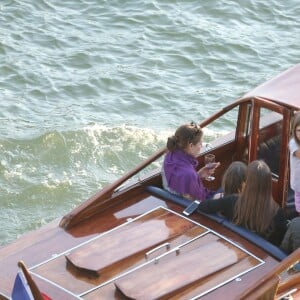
left=162, top=122, right=219, bottom=201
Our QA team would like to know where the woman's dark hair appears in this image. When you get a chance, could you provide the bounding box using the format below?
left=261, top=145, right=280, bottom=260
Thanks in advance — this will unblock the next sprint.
left=222, top=161, right=247, bottom=195
left=291, top=112, right=300, bottom=146
left=233, top=160, right=278, bottom=235
left=166, top=122, right=203, bottom=152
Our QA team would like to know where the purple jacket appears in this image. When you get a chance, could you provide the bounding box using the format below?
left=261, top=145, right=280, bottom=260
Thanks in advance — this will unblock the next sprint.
left=162, top=150, right=210, bottom=201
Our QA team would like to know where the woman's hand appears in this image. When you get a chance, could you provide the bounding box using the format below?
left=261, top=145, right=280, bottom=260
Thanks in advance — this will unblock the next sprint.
left=198, top=162, right=220, bottom=179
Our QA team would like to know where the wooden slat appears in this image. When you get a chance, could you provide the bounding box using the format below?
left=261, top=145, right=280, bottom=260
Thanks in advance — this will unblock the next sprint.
left=66, top=210, right=196, bottom=274
left=114, top=240, right=238, bottom=299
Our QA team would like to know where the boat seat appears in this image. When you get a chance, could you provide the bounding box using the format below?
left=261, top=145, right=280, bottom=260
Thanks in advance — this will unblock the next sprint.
left=145, top=185, right=288, bottom=261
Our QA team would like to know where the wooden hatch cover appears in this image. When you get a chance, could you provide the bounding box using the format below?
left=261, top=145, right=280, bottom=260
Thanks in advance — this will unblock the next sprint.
left=114, top=240, right=240, bottom=299
left=65, top=208, right=197, bottom=275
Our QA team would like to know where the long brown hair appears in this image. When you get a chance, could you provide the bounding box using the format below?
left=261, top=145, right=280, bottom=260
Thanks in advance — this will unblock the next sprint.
left=166, top=122, right=203, bottom=152
left=222, top=161, right=247, bottom=195
left=233, top=160, right=278, bottom=234
left=291, top=112, right=300, bottom=146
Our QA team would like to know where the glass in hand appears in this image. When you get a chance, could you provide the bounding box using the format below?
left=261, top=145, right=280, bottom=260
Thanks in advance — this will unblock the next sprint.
left=204, top=153, right=216, bottom=181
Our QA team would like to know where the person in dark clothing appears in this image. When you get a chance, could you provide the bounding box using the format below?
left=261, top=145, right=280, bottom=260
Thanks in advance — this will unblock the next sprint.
left=280, top=216, right=300, bottom=254
left=213, top=161, right=247, bottom=199
left=198, top=160, right=288, bottom=246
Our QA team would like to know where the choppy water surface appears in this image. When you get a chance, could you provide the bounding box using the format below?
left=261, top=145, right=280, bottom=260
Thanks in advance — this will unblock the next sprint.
left=0, top=0, right=299, bottom=246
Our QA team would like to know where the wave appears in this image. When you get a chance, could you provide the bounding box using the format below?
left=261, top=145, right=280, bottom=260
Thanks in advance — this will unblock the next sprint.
left=0, top=124, right=170, bottom=245
left=0, top=124, right=169, bottom=192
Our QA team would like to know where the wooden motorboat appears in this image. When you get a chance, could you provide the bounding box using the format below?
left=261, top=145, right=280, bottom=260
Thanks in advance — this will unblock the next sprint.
left=1, top=64, right=300, bottom=300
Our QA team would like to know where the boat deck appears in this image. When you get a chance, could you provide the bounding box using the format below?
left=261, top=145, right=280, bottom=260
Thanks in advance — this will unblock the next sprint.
left=0, top=191, right=280, bottom=300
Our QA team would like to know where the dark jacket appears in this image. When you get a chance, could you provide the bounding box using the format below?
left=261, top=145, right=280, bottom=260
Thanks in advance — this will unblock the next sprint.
left=198, top=194, right=287, bottom=247
left=280, top=216, right=300, bottom=254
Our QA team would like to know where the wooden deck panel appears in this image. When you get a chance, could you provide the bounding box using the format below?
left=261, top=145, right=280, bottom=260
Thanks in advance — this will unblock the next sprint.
left=32, top=208, right=205, bottom=294
left=83, top=238, right=264, bottom=299
left=114, top=240, right=242, bottom=299
left=31, top=233, right=220, bottom=298
left=65, top=210, right=198, bottom=274
left=0, top=193, right=281, bottom=300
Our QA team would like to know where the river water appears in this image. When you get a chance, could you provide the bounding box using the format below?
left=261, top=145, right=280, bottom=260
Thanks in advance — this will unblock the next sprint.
left=0, top=0, right=299, bottom=246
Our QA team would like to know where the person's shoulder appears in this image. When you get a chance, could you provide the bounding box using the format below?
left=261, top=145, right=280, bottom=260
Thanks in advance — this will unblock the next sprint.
left=289, top=216, right=300, bottom=228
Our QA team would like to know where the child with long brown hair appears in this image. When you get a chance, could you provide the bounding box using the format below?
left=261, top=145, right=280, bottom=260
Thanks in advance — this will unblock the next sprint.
left=198, top=160, right=287, bottom=246
left=213, top=161, right=247, bottom=199
left=289, top=112, right=300, bottom=215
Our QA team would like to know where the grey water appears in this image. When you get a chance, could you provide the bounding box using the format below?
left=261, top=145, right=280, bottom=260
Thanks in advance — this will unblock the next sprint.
left=0, top=0, right=299, bottom=246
